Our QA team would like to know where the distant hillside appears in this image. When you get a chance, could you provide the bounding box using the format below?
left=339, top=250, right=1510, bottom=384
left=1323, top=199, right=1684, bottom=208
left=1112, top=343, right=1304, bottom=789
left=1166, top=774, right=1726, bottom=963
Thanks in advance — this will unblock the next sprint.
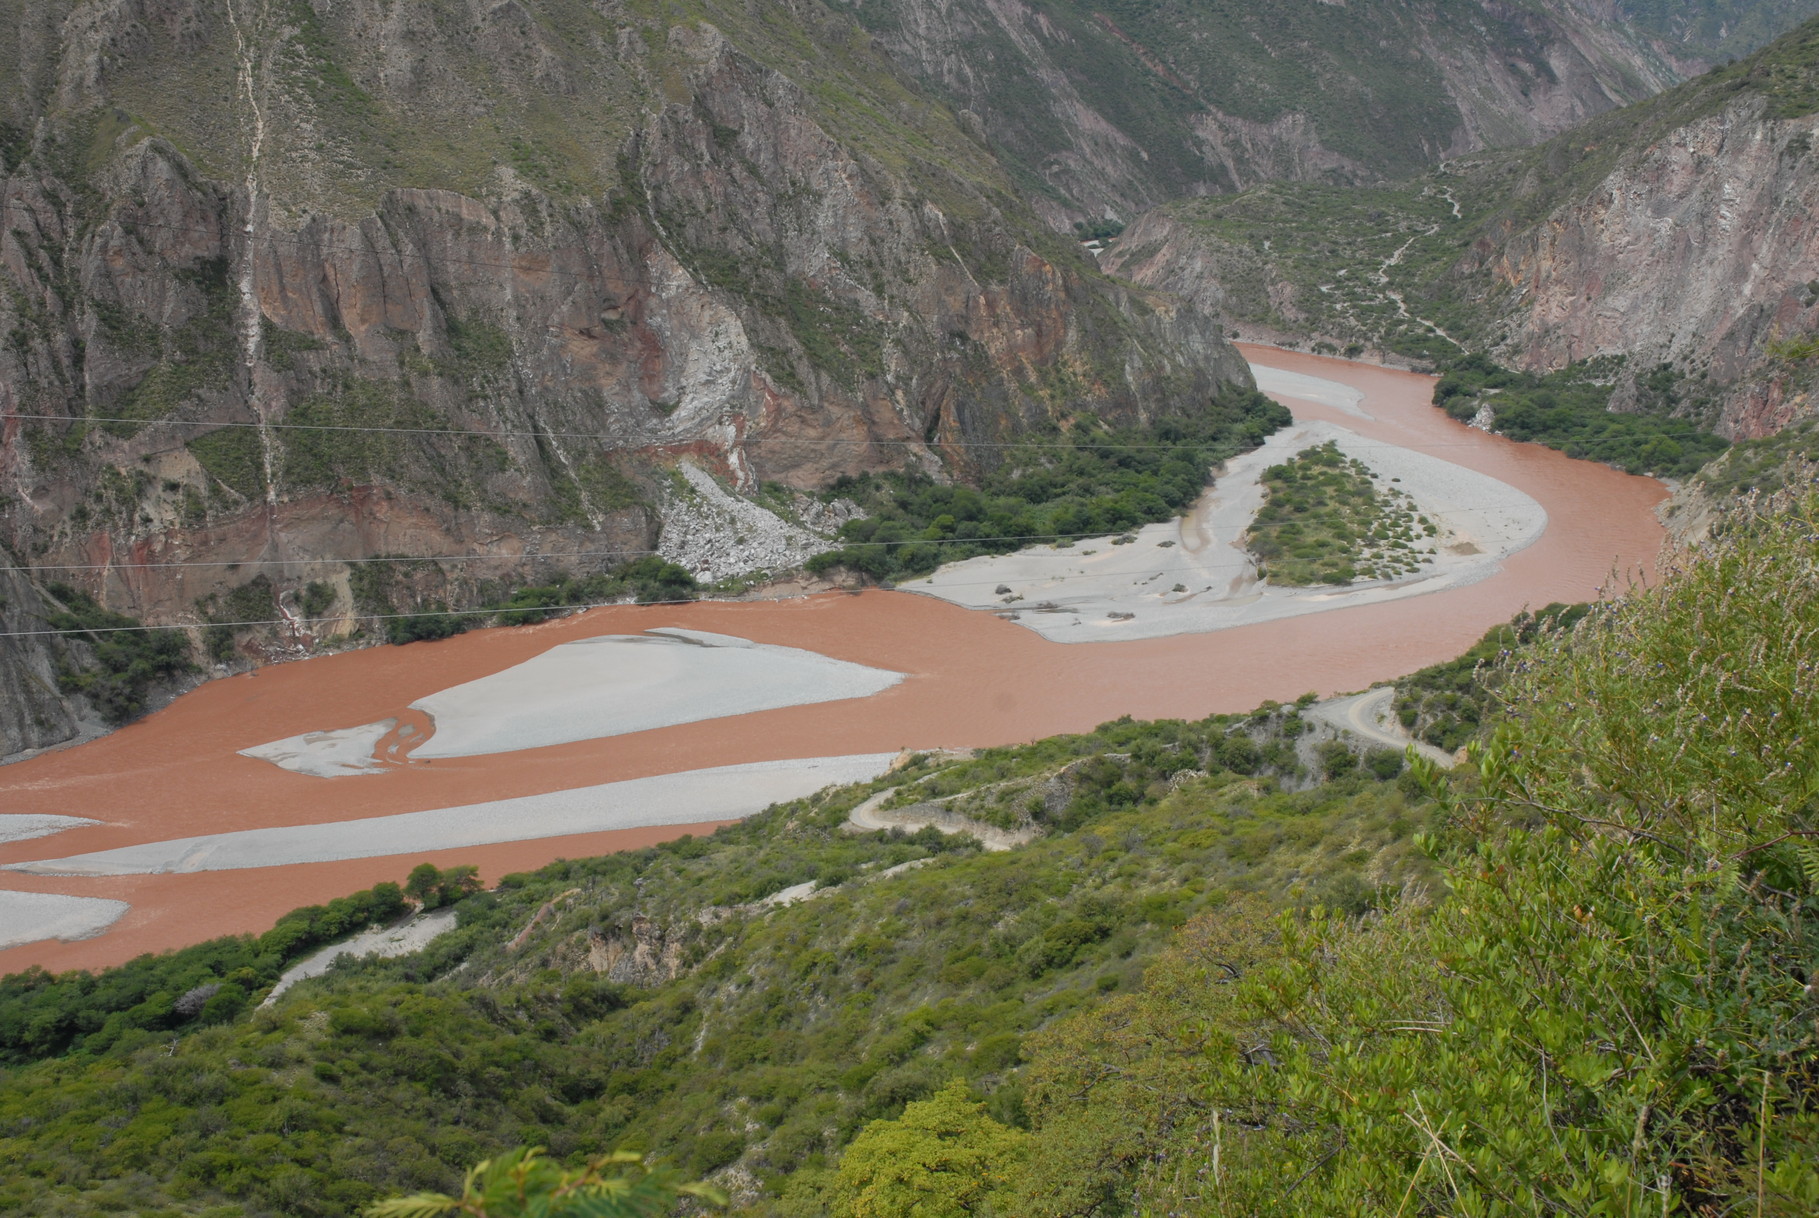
left=1106, top=15, right=1819, bottom=442
left=852, top=0, right=1819, bottom=228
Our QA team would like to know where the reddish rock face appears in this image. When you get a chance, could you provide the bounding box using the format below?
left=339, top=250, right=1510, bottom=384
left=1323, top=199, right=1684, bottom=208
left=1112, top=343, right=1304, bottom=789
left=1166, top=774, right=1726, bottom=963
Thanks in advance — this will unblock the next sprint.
left=1470, top=100, right=1819, bottom=439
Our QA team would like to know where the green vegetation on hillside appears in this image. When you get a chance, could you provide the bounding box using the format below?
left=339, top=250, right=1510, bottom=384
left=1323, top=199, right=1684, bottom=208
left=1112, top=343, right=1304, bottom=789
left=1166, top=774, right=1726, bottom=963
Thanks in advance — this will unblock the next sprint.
left=1697, top=415, right=1819, bottom=496
left=0, top=703, right=1427, bottom=1216
left=1246, top=441, right=1436, bottom=585
left=806, top=386, right=1289, bottom=582
left=41, top=583, right=194, bottom=724
left=1433, top=354, right=1729, bottom=476
left=1010, top=477, right=1819, bottom=1214
left=366, top=1147, right=721, bottom=1218
left=0, top=877, right=422, bottom=1065
left=9, top=479, right=1819, bottom=1215
left=1155, top=177, right=1492, bottom=361
left=1391, top=602, right=1590, bottom=751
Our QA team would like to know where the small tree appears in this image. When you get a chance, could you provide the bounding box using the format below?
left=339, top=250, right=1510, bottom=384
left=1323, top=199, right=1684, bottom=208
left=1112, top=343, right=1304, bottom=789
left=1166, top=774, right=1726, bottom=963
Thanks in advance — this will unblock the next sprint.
left=832, top=1080, right=1030, bottom=1218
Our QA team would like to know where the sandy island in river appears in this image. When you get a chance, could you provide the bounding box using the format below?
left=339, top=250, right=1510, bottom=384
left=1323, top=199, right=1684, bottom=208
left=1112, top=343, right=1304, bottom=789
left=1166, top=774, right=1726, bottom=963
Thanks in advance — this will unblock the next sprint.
left=912, top=389, right=1546, bottom=642
left=0, top=347, right=1668, bottom=970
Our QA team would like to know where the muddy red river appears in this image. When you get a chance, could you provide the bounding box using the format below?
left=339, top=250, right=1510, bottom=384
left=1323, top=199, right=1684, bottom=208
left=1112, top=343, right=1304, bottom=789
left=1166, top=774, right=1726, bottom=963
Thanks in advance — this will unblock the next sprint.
left=0, top=348, right=1666, bottom=972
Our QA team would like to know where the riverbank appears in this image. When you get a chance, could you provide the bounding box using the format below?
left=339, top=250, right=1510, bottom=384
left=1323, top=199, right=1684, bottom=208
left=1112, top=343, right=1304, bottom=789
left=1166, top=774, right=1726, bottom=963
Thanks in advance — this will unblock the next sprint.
left=0, top=348, right=1666, bottom=972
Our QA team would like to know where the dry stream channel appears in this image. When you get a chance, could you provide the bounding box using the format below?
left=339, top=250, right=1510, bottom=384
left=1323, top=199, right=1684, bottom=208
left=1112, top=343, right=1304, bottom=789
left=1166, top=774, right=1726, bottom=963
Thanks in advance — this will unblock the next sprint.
left=0, top=348, right=1666, bottom=970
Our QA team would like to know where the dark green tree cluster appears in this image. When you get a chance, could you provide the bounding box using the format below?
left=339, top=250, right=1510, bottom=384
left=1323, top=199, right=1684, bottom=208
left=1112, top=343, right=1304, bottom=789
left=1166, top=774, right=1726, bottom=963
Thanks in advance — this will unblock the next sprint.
left=1391, top=602, right=1590, bottom=750
left=0, top=879, right=409, bottom=1065
left=347, top=557, right=702, bottom=645
left=43, top=582, right=195, bottom=724
left=806, top=387, right=1289, bottom=582
left=1433, top=353, right=1728, bottom=476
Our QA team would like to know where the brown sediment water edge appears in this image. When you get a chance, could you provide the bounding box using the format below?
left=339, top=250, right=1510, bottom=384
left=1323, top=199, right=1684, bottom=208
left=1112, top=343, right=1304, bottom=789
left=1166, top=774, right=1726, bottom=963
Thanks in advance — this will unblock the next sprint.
left=0, top=347, right=1666, bottom=973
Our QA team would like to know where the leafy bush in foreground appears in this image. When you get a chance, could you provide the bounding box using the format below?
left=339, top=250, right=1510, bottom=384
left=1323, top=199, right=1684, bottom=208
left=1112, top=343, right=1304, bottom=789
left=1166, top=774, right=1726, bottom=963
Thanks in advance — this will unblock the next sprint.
left=1015, top=474, right=1819, bottom=1215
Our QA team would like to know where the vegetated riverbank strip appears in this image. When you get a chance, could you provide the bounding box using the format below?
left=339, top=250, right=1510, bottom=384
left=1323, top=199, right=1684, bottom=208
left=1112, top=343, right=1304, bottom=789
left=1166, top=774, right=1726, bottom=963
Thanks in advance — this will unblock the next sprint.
left=0, top=349, right=1665, bottom=972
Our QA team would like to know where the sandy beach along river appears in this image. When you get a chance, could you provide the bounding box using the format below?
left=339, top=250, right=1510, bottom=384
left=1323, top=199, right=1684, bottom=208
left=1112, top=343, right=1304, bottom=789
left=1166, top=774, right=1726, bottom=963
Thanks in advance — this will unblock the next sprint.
left=0, top=348, right=1666, bottom=972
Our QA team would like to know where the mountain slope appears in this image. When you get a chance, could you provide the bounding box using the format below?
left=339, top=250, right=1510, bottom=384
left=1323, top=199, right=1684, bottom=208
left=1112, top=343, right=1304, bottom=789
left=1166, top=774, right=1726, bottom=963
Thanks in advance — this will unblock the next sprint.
left=0, top=0, right=1256, bottom=746
left=850, top=0, right=1819, bottom=228
left=1105, top=15, right=1819, bottom=440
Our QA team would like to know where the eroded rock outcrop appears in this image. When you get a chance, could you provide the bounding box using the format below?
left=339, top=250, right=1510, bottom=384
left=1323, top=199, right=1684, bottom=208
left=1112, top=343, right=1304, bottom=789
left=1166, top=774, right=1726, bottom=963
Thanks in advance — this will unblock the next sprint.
left=1463, top=95, right=1819, bottom=438
left=855, top=0, right=1710, bottom=227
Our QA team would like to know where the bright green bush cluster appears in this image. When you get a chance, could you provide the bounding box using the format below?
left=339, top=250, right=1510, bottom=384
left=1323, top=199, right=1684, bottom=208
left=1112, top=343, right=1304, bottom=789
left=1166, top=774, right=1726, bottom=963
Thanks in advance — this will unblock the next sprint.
left=1247, top=441, right=1435, bottom=585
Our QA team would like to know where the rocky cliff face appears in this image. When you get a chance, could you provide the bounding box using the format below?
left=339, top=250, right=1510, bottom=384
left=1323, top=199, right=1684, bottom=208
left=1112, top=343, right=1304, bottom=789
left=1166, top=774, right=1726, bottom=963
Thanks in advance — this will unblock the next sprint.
left=1460, top=95, right=1819, bottom=438
left=0, top=0, right=1254, bottom=748
left=848, top=0, right=1793, bottom=228
left=0, top=554, right=88, bottom=757
left=1106, top=19, right=1819, bottom=440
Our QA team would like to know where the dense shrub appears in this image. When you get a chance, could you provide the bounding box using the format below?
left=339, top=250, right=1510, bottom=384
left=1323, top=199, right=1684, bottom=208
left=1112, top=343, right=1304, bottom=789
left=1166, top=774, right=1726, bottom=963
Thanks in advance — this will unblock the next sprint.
left=808, top=387, right=1289, bottom=582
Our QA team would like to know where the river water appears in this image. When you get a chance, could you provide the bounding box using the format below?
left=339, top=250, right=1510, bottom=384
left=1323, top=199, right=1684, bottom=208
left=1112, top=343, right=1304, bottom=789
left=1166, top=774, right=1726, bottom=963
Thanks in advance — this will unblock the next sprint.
left=0, top=348, right=1665, bottom=972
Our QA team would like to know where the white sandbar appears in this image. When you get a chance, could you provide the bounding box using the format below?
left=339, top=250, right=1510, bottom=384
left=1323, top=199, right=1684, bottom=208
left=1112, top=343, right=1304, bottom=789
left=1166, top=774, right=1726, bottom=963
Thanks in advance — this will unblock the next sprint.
left=407, top=629, right=905, bottom=759
left=241, top=720, right=396, bottom=777
left=0, top=814, right=100, bottom=844
left=0, top=889, right=131, bottom=949
left=6, top=754, right=900, bottom=876
left=912, top=413, right=1544, bottom=643
left=1250, top=364, right=1369, bottom=417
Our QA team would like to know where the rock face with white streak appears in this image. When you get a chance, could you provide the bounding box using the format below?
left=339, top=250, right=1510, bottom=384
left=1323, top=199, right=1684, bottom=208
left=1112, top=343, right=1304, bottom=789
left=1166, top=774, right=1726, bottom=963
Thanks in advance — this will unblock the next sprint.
left=0, top=6, right=1251, bottom=613
left=0, top=0, right=1254, bottom=748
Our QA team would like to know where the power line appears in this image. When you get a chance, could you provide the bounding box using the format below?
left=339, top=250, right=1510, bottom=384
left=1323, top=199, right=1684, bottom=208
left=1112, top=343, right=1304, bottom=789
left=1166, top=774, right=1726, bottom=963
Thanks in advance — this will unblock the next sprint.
left=5, top=410, right=1516, bottom=454
left=1, top=506, right=1520, bottom=575
left=0, top=552, right=1477, bottom=638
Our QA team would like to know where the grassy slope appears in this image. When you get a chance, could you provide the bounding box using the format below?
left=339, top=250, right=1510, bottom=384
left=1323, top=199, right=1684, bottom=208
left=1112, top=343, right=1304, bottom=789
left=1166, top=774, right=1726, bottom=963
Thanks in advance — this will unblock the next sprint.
left=1155, top=13, right=1819, bottom=357
left=1013, top=476, right=1819, bottom=1215
left=851, top=0, right=1819, bottom=215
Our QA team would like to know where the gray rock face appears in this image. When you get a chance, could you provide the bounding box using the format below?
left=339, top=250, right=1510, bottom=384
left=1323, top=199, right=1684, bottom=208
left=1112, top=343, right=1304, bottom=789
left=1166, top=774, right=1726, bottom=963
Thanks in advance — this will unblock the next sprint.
left=0, top=555, right=85, bottom=756
left=0, top=0, right=1252, bottom=643
left=1464, top=97, right=1819, bottom=438
left=853, top=0, right=1706, bottom=227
